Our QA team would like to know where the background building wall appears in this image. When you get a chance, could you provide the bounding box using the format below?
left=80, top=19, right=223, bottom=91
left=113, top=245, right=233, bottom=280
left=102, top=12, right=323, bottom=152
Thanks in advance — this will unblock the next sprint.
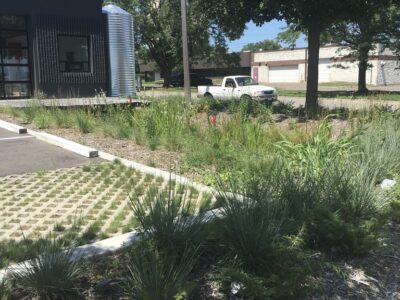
left=377, top=60, right=400, bottom=85
left=0, top=0, right=103, bottom=18
left=1, top=0, right=107, bottom=98
left=31, top=15, right=107, bottom=97
left=253, top=45, right=400, bottom=85
left=254, top=48, right=306, bottom=63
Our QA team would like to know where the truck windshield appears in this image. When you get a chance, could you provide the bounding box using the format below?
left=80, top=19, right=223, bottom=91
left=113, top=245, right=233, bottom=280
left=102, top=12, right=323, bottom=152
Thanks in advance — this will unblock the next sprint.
left=236, top=77, right=258, bottom=86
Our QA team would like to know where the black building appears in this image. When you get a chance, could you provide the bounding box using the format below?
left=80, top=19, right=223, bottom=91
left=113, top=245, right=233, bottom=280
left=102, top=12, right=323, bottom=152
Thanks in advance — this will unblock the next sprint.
left=0, top=0, right=108, bottom=99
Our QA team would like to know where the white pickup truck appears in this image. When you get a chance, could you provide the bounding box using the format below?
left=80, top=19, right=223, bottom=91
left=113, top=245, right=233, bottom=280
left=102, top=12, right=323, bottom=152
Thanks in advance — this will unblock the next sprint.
left=198, top=76, right=278, bottom=102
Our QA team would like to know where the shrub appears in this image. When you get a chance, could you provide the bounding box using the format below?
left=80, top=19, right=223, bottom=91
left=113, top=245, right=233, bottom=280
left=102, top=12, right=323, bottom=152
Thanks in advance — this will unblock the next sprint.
left=11, top=238, right=84, bottom=299
left=306, top=208, right=381, bottom=256
left=124, top=241, right=198, bottom=300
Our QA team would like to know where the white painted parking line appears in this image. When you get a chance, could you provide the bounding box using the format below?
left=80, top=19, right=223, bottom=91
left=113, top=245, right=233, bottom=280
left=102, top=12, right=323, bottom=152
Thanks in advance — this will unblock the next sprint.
left=0, top=136, right=34, bottom=142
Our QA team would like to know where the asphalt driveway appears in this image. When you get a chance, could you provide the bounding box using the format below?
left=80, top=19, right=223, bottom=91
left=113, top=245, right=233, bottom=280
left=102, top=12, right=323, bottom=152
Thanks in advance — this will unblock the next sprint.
left=0, top=128, right=100, bottom=176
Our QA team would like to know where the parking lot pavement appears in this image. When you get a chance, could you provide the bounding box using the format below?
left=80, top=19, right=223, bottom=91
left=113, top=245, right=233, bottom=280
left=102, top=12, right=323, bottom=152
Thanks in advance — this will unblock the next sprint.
left=0, top=128, right=101, bottom=177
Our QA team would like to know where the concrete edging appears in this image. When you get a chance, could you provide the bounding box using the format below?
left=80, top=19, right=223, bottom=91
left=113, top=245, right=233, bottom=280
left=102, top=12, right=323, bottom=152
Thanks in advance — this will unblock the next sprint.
left=27, top=129, right=98, bottom=158
left=0, top=120, right=27, bottom=134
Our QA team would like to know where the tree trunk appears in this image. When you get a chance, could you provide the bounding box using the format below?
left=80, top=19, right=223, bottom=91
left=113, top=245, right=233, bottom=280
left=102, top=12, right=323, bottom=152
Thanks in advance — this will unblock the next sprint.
left=357, top=49, right=370, bottom=94
left=305, top=24, right=322, bottom=116
left=162, top=69, right=172, bottom=88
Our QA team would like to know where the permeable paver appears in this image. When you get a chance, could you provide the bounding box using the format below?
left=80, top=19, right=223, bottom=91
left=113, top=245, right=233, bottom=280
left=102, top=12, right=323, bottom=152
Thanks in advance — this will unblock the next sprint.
left=0, top=162, right=212, bottom=242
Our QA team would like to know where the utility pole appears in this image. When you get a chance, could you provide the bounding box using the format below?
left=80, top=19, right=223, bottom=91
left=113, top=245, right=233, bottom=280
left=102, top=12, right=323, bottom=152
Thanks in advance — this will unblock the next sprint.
left=180, top=0, right=191, bottom=101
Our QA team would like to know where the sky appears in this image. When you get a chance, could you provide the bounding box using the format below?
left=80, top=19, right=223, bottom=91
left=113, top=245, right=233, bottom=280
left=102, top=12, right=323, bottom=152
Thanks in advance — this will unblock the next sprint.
left=228, top=20, right=307, bottom=52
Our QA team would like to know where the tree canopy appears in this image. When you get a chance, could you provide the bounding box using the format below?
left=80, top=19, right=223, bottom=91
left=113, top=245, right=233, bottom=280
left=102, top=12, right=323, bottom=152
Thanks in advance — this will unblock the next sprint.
left=241, top=39, right=281, bottom=52
left=276, top=26, right=301, bottom=49
left=113, top=0, right=233, bottom=86
left=325, top=10, right=390, bottom=94
left=203, top=0, right=391, bottom=113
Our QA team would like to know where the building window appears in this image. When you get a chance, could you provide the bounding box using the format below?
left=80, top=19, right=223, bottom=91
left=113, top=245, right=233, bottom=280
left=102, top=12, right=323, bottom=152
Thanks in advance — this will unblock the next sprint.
left=58, top=35, right=90, bottom=72
left=0, top=15, right=31, bottom=99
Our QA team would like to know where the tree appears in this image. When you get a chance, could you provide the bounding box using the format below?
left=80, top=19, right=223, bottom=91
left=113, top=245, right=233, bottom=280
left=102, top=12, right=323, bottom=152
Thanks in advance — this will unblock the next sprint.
left=326, top=18, right=385, bottom=94
left=325, top=9, right=390, bottom=94
left=203, top=0, right=390, bottom=114
left=241, top=39, right=281, bottom=52
left=113, top=0, right=232, bottom=87
left=381, top=5, right=400, bottom=56
left=276, top=26, right=301, bottom=49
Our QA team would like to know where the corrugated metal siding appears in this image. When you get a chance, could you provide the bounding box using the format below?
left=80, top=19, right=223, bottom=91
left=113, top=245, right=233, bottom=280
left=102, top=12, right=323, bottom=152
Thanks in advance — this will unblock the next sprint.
left=33, top=15, right=107, bottom=97
left=103, top=10, right=135, bottom=97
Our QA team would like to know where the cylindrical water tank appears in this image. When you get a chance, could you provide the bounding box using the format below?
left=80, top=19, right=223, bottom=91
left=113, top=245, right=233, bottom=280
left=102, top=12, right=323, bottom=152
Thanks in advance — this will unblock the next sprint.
left=103, top=4, right=136, bottom=97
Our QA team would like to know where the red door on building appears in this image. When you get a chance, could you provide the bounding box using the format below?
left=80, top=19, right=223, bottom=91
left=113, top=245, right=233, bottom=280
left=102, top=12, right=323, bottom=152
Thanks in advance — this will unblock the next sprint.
left=252, top=67, right=259, bottom=82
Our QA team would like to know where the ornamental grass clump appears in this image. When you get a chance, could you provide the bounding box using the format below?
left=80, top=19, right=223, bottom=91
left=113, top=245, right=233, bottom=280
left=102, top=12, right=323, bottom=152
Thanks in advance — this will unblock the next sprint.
left=352, top=116, right=400, bottom=182
left=216, top=186, right=286, bottom=275
left=11, top=237, right=84, bottom=299
left=124, top=241, right=199, bottom=300
left=55, top=108, right=74, bottom=128
left=75, top=111, right=94, bottom=134
left=126, top=182, right=204, bottom=299
left=100, top=105, right=134, bottom=139
left=132, top=98, right=190, bottom=151
left=129, top=181, right=205, bottom=253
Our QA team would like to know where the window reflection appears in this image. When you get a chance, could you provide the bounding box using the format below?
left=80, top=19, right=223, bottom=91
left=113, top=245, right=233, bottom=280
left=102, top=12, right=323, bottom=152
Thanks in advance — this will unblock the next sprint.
left=58, top=35, right=91, bottom=72
left=4, top=83, right=29, bottom=98
left=0, top=15, right=30, bottom=99
left=0, top=31, right=28, bottom=48
left=2, top=49, right=29, bottom=64
left=0, top=16, right=25, bottom=30
left=4, top=66, right=29, bottom=81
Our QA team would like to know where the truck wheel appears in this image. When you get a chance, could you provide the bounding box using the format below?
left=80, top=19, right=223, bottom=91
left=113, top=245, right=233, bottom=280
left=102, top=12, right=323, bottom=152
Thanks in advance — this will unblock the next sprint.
left=204, top=93, right=214, bottom=100
left=240, top=94, right=252, bottom=101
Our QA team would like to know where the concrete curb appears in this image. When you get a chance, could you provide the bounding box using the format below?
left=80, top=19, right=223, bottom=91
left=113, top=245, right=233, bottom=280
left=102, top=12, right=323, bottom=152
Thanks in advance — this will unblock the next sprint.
left=27, top=129, right=99, bottom=158
left=0, top=120, right=27, bottom=134
left=99, top=151, right=215, bottom=194
left=0, top=231, right=142, bottom=281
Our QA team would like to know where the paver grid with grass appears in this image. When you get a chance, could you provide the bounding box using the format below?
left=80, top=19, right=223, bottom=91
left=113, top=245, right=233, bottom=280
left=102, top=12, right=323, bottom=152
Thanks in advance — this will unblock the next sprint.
left=0, top=161, right=211, bottom=243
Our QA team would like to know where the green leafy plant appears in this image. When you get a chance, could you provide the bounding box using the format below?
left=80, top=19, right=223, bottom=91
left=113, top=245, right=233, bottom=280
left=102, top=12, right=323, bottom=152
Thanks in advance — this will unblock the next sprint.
left=275, top=116, right=353, bottom=177
left=11, top=237, right=84, bottom=299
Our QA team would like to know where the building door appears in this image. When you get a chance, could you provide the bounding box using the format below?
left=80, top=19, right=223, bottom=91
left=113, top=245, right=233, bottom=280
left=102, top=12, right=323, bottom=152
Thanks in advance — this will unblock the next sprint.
left=269, top=65, right=299, bottom=83
left=319, top=59, right=331, bottom=83
left=252, top=67, right=259, bottom=82
left=0, top=15, right=31, bottom=99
